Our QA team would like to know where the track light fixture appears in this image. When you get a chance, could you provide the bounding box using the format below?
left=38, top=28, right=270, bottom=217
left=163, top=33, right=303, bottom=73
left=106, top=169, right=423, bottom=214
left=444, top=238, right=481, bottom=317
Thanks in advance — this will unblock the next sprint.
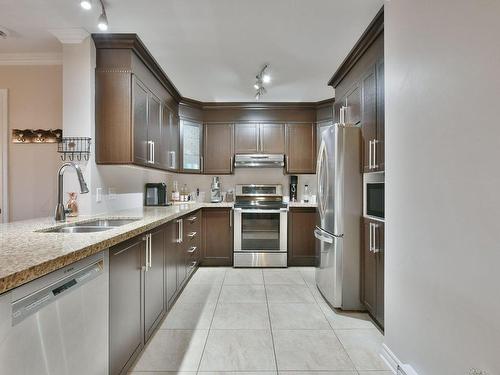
left=97, top=0, right=108, bottom=31
left=80, top=0, right=92, bottom=10
left=253, top=64, right=270, bottom=100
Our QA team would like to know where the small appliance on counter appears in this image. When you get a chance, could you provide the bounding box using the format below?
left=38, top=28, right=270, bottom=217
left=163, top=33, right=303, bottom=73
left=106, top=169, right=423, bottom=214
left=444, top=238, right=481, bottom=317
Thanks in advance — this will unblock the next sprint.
left=290, top=175, right=298, bottom=202
left=145, top=183, right=170, bottom=206
left=210, top=176, right=222, bottom=203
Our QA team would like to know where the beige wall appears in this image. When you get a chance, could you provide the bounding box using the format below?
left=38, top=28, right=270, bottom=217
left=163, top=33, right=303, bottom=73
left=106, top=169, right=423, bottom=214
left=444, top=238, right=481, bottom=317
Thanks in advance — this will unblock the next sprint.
left=0, top=65, right=62, bottom=221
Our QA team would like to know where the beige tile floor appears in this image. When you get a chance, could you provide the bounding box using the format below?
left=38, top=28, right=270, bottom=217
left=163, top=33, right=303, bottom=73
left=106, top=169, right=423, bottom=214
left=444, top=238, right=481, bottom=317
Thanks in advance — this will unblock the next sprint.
left=130, top=267, right=391, bottom=375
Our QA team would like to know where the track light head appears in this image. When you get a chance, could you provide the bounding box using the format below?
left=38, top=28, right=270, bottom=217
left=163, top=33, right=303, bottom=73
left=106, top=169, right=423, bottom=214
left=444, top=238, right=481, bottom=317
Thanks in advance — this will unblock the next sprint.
left=97, top=11, right=108, bottom=31
left=262, top=73, right=271, bottom=84
left=80, top=0, right=92, bottom=10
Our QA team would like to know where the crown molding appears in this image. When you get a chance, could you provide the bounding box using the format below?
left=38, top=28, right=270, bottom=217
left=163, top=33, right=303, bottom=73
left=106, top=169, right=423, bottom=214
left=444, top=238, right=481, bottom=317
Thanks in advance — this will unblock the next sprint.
left=0, top=53, right=62, bottom=65
left=49, top=28, right=90, bottom=44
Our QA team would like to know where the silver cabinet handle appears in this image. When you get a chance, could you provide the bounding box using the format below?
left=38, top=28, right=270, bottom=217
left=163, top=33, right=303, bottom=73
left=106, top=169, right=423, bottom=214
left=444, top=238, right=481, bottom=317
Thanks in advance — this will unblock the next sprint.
left=189, top=261, right=197, bottom=269
left=200, top=155, right=203, bottom=172
left=372, top=139, right=378, bottom=169
left=230, top=155, right=234, bottom=173
left=187, top=231, right=197, bottom=238
left=169, top=151, right=176, bottom=169
left=229, top=211, right=232, bottom=227
left=148, top=233, right=152, bottom=269
left=151, top=141, right=155, bottom=164
left=369, top=223, right=373, bottom=252
left=187, top=246, right=197, bottom=253
left=142, top=235, right=149, bottom=271
left=286, top=155, right=289, bottom=173
left=368, top=140, right=373, bottom=169
left=176, top=219, right=183, bottom=243
left=369, top=223, right=379, bottom=253
left=187, top=216, right=197, bottom=222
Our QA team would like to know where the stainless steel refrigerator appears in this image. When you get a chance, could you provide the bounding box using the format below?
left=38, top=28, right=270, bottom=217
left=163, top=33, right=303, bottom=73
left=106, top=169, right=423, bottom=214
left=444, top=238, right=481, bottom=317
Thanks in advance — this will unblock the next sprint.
left=315, top=123, right=363, bottom=310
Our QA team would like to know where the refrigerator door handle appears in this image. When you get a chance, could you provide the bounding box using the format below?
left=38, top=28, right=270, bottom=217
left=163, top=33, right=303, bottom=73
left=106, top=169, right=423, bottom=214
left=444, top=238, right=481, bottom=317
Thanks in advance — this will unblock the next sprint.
left=316, top=140, right=329, bottom=221
left=314, top=228, right=334, bottom=244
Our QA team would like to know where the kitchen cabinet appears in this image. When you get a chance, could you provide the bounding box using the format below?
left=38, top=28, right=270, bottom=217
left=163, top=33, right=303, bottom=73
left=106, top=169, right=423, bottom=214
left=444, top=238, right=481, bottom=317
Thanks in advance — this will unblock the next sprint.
left=144, top=226, right=166, bottom=342
left=109, top=236, right=144, bottom=375
left=203, top=123, right=234, bottom=174
left=165, top=219, right=179, bottom=307
left=261, top=123, right=285, bottom=153
left=181, top=119, right=203, bottom=173
left=361, top=59, right=384, bottom=173
left=184, top=211, right=202, bottom=276
left=201, top=208, right=233, bottom=266
left=234, top=123, right=285, bottom=154
left=288, top=207, right=316, bottom=266
left=160, top=105, right=180, bottom=171
left=346, top=84, right=361, bottom=125
left=361, top=217, right=384, bottom=327
left=234, top=123, right=259, bottom=153
left=285, top=123, right=316, bottom=174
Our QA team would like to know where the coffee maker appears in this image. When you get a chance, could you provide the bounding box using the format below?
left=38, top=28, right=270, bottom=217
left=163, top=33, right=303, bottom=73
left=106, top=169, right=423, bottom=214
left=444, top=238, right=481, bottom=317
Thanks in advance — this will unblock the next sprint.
left=210, top=176, right=222, bottom=203
left=289, top=175, right=298, bottom=202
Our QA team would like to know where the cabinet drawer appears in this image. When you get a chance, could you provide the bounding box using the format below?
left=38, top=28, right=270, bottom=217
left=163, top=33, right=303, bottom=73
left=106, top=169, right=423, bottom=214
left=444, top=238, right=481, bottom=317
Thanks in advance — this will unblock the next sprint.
left=183, top=211, right=201, bottom=234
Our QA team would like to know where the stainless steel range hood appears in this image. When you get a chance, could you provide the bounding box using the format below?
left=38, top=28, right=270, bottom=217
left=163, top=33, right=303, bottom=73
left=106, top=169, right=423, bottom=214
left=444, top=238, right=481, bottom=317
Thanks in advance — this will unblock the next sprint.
left=234, top=154, right=284, bottom=168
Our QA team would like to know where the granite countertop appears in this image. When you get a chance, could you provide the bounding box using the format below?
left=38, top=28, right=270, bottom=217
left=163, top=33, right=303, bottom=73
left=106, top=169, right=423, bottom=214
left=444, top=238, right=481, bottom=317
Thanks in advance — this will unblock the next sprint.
left=288, top=201, right=318, bottom=208
left=0, top=202, right=232, bottom=295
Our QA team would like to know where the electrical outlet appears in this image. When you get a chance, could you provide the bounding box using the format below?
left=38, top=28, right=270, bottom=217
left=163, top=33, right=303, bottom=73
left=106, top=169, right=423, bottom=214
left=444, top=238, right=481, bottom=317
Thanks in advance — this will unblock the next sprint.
left=96, top=187, right=102, bottom=203
left=108, top=187, right=117, bottom=200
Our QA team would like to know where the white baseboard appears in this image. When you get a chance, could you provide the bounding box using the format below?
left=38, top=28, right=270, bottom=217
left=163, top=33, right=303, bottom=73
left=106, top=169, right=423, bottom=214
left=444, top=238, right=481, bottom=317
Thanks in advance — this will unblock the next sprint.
left=382, top=343, right=419, bottom=375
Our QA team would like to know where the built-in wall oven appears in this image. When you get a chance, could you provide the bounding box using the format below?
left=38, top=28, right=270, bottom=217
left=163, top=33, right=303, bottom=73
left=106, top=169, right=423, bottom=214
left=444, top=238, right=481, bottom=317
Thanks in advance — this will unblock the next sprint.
left=233, top=184, right=288, bottom=267
left=363, top=172, right=385, bottom=220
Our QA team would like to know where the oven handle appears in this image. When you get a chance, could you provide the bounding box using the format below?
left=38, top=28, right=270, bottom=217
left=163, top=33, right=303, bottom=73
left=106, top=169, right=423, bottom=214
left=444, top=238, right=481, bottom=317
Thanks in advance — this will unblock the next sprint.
left=234, top=208, right=287, bottom=213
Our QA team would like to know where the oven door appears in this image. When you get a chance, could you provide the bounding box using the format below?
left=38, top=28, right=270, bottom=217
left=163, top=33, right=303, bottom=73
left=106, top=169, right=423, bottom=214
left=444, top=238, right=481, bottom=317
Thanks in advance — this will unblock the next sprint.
left=234, top=208, right=287, bottom=253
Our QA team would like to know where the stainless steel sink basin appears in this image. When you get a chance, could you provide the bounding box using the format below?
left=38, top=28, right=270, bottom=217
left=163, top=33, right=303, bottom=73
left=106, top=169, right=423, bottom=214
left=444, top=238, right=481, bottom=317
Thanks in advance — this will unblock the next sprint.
left=38, top=218, right=141, bottom=233
left=44, top=226, right=112, bottom=233
left=75, top=218, right=140, bottom=227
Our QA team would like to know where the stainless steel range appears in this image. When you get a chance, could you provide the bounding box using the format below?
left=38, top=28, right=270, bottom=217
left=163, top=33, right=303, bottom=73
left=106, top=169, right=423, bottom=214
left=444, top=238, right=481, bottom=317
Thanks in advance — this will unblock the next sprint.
left=233, top=184, right=288, bottom=267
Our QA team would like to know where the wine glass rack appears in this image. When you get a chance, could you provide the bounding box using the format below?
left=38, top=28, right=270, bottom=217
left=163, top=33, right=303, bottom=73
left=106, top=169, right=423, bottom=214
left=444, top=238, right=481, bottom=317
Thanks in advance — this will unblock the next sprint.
left=57, top=137, right=91, bottom=161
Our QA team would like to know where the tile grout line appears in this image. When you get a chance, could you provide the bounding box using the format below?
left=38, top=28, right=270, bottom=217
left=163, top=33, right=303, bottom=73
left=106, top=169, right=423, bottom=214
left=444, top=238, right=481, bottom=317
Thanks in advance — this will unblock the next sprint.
left=263, top=270, right=280, bottom=373
left=195, top=267, right=228, bottom=374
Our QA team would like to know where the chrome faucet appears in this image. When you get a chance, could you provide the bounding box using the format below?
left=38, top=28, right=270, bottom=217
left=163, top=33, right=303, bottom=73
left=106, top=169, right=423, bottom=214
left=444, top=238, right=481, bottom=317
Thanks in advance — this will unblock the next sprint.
left=55, top=162, right=89, bottom=221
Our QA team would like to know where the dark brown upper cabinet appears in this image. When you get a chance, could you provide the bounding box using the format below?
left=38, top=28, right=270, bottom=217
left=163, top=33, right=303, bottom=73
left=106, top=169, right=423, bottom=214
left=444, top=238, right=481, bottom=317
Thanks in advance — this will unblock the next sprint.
left=203, top=123, right=234, bottom=174
left=234, top=123, right=259, bottom=153
left=260, top=123, right=285, bottom=153
left=234, top=123, right=285, bottom=154
left=160, top=104, right=180, bottom=171
left=285, top=123, right=316, bottom=174
left=180, top=119, right=203, bottom=173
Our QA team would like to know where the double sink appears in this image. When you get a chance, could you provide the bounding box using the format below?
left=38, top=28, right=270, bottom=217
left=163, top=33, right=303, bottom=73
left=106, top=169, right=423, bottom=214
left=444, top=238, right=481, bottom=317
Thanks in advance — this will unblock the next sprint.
left=40, top=218, right=140, bottom=233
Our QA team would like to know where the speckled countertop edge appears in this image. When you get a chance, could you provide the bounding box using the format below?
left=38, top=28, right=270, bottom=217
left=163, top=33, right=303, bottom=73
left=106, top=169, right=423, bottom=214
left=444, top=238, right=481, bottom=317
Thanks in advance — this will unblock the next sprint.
left=0, top=202, right=234, bottom=295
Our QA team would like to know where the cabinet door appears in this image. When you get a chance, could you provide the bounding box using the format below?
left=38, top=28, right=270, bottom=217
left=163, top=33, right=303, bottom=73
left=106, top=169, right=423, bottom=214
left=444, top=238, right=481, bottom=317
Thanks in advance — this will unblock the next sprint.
left=375, top=221, right=384, bottom=326
left=133, top=77, right=149, bottom=166
left=361, top=218, right=377, bottom=316
left=176, top=218, right=188, bottom=287
left=260, top=123, right=285, bottom=153
left=109, top=237, right=144, bottom=375
left=204, top=123, right=234, bottom=174
left=144, top=227, right=166, bottom=342
left=376, top=59, right=385, bottom=172
left=148, top=93, right=162, bottom=168
left=361, top=66, right=377, bottom=172
left=181, top=119, right=202, bottom=173
left=285, top=123, right=316, bottom=174
left=346, top=84, right=361, bottom=125
left=202, top=208, right=233, bottom=266
left=234, top=123, right=259, bottom=153
left=165, top=220, right=179, bottom=308
left=288, top=208, right=316, bottom=266
left=169, top=113, right=180, bottom=171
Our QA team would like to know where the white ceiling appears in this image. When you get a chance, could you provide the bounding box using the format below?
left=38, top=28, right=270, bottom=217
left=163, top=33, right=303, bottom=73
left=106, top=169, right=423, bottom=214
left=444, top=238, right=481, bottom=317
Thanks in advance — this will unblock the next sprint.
left=0, top=0, right=383, bottom=101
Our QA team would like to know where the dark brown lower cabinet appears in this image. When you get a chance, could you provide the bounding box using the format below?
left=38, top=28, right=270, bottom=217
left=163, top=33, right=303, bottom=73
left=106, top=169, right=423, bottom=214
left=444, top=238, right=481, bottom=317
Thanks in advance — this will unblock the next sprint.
left=201, top=208, right=233, bottom=266
left=144, top=226, right=166, bottom=342
left=109, top=236, right=145, bottom=375
left=361, top=217, right=384, bottom=327
left=288, top=207, right=317, bottom=266
left=165, top=220, right=179, bottom=307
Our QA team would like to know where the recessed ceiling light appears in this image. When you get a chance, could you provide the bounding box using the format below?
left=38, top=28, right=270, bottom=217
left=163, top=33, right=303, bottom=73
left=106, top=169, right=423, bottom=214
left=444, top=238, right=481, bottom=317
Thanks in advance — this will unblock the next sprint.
left=80, top=0, right=92, bottom=10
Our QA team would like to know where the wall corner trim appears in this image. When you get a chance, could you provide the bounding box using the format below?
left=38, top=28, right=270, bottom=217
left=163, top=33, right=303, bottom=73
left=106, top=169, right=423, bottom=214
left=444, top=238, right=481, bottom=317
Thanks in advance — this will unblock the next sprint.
left=381, top=343, right=419, bottom=375
left=0, top=53, right=63, bottom=66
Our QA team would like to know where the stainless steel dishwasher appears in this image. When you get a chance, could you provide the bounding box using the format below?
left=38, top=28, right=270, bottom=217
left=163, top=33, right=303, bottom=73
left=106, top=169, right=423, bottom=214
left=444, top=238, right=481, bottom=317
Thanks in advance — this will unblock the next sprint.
left=0, top=250, right=109, bottom=375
